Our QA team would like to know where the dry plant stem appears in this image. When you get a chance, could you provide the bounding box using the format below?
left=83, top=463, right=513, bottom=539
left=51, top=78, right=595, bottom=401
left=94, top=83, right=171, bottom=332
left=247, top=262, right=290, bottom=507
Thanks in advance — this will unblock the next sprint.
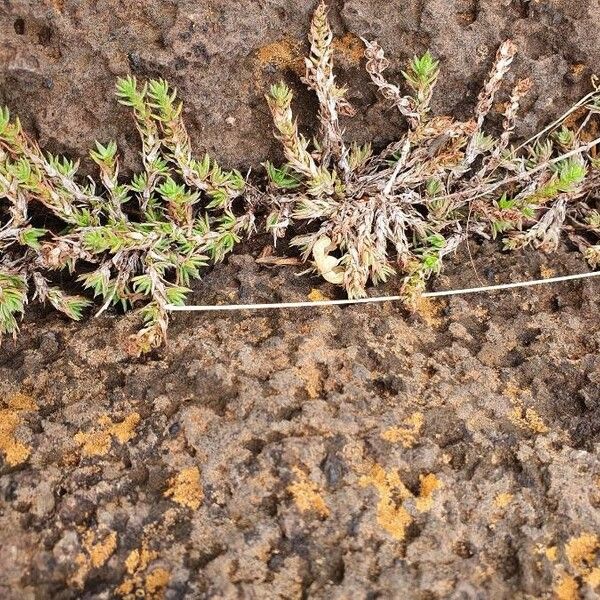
left=464, top=40, right=517, bottom=168
left=497, top=78, right=532, bottom=154
left=304, top=1, right=350, bottom=171
left=363, top=40, right=419, bottom=125
left=266, top=87, right=320, bottom=181
left=446, top=136, right=600, bottom=206
left=515, top=89, right=600, bottom=153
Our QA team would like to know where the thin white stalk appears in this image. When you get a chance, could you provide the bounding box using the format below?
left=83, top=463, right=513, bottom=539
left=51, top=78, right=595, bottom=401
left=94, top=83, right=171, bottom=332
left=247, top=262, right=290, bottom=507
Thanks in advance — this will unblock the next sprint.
left=167, top=270, right=600, bottom=312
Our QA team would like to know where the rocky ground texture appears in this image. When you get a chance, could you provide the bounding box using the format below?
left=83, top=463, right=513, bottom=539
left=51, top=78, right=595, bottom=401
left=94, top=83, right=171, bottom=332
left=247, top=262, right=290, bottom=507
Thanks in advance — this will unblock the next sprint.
left=1, top=0, right=600, bottom=599
left=1, top=245, right=600, bottom=599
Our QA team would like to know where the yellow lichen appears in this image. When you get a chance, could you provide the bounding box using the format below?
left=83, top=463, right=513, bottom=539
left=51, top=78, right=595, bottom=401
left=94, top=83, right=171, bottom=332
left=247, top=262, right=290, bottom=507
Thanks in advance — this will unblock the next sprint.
left=360, top=466, right=442, bottom=539
left=145, top=568, right=171, bottom=595
left=74, top=413, right=141, bottom=457
left=71, top=553, right=89, bottom=588
left=0, top=393, right=37, bottom=466
left=554, top=573, right=580, bottom=600
left=164, top=467, right=204, bottom=510
left=565, top=533, right=599, bottom=572
left=380, top=412, right=424, bottom=448
left=87, top=530, right=118, bottom=569
left=107, top=413, right=141, bottom=443
left=504, top=382, right=525, bottom=401
left=0, top=410, right=31, bottom=466
left=125, top=548, right=143, bottom=575
left=117, top=542, right=169, bottom=600
left=551, top=533, right=600, bottom=599
left=540, top=265, right=556, bottom=279
left=256, top=39, right=303, bottom=75
left=332, top=33, right=364, bottom=65
left=416, top=473, right=443, bottom=512
left=570, top=63, right=586, bottom=78
left=504, top=384, right=548, bottom=434
left=7, top=393, right=37, bottom=411
left=585, top=567, right=600, bottom=589
left=414, top=297, right=444, bottom=327
left=288, top=467, right=330, bottom=518
left=546, top=546, right=558, bottom=562
left=117, top=580, right=135, bottom=597
left=494, top=492, right=514, bottom=509
left=359, top=465, right=413, bottom=540
left=70, top=530, right=117, bottom=588
left=308, top=288, right=330, bottom=302
left=508, top=406, right=549, bottom=434
left=74, top=430, right=112, bottom=457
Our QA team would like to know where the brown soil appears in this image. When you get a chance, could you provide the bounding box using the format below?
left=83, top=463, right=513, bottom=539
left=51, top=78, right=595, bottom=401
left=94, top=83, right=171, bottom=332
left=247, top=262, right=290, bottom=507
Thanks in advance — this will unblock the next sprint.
left=1, top=1, right=600, bottom=598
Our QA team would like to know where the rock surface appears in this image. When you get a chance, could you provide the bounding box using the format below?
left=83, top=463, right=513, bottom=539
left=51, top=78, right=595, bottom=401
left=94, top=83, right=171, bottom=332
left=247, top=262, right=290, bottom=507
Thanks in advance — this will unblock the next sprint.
left=1, top=1, right=600, bottom=598
left=2, top=0, right=599, bottom=171
left=1, top=243, right=600, bottom=599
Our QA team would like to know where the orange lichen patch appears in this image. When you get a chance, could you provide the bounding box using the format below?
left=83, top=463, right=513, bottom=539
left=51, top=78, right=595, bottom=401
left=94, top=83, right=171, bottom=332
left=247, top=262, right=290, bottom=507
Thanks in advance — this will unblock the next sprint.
left=164, top=467, right=204, bottom=510
left=0, top=393, right=37, bottom=466
left=585, top=567, right=600, bottom=589
left=332, top=33, right=364, bottom=65
left=359, top=464, right=413, bottom=540
left=308, top=288, right=330, bottom=302
left=546, top=546, right=558, bottom=562
left=71, top=554, right=90, bottom=589
left=494, top=492, right=513, bottom=509
left=540, top=265, right=556, bottom=279
left=551, top=533, right=600, bottom=599
left=565, top=533, right=599, bottom=572
left=508, top=405, right=549, bottom=434
left=503, top=382, right=528, bottom=401
left=414, top=297, right=444, bottom=327
left=0, top=410, right=32, bottom=466
left=504, top=383, right=550, bottom=434
left=583, top=567, right=600, bottom=590
left=145, top=568, right=171, bottom=595
left=256, top=39, right=304, bottom=75
left=555, top=573, right=580, bottom=600
left=360, top=466, right=442, bottom=539
left=380, top=412, right=424, bottom=448
left=125, top=545, right=156, bottom=575
left=472, top=305, right=489, bottom=320
left=117, top=542, right=170, bottom=599
left=7, top=392, right=37, bottom=411
left=74, top=429, right=112, bottom=457
left=570, top=63, right=586, bottom=78
left=86, top=530, right=118, bottom=569
left=415, top=473, right=443, bottom=512
left=70, top=530, right=117, bottom=588
left=108, top=413, right=141, bottom=443
left=288, top=467, right=330, bottom=518
left=124, top=551, right=139, bottom=575
left=74, top=413, right=141, bottom=457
